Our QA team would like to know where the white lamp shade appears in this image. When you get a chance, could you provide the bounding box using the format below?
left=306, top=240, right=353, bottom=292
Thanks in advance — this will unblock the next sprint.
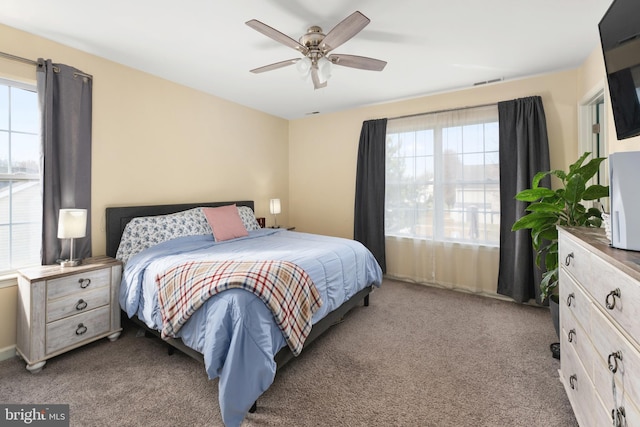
left=269, top=199, right=281, bottom=215
left=317, top=57, right=332, bottom=84
left=296, top=57, right=312, bottom=78
left=57, top=209, right=87, bottom=239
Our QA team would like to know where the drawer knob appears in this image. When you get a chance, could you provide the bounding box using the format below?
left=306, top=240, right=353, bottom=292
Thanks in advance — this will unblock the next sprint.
left=567, top=329, right=576, bottom=343
left=612, top=407, right=626, bottom=427
left=75, top=299, right=88, bottom=311
left=566, top=293, right=575, bottom=307
left=605, top=288, right=621, bottom=310
left=608, top=351, right=623, bottom=374
left=564, top=252, right=574, bottom=266
left=79, top=278, right=91, bottom=289
left=75, top=323, right=88, bottom=335
left=569, top=374, right=577, bottom=389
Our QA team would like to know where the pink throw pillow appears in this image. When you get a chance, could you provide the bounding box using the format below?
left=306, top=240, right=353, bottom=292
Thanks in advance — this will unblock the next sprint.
left=203, top=205, right=249, bottom=242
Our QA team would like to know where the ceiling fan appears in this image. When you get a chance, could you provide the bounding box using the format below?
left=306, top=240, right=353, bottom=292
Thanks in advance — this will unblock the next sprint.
left=246, top=11, right=387, bottom=89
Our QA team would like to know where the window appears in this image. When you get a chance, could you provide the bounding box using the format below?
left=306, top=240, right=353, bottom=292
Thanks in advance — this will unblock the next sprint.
left=385, top=105, right=500, bottom=245
left=0, top=79, right=41, bottom=273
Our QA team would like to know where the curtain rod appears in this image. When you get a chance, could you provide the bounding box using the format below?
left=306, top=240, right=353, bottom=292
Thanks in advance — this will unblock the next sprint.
left=0, top=50, right=93, bottom=79
left=388, top=102, right=497, bottom=121
left=0, top=50, right=37, bottom=66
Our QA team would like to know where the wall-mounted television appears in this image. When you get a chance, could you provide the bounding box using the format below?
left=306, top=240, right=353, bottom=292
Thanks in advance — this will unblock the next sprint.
left=599, top=0, right=640, bottom=140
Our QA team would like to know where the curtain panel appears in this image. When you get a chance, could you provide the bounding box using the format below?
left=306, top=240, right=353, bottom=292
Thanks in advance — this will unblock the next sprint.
left=496, top=96, right=550, bottom=303
left=37, top=59, right=93, bottom=265
left=354, top=118, right=387, bottom=273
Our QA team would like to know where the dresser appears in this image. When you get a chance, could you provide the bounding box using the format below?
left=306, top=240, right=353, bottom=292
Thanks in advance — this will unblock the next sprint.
left=16, top=256, right=122, bottom=373
left=558, top=227, right=640, bottom=426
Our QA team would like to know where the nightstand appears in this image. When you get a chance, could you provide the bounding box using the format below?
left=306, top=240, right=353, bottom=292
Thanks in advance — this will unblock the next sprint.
left=16, top=256, right=122, bottom=373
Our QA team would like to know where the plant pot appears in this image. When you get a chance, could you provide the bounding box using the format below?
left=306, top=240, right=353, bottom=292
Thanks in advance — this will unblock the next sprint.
left=549, top=297, right=560, bottom=339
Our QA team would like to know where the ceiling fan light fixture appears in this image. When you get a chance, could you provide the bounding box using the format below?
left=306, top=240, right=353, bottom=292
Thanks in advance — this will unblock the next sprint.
left=317, top=57, right=332, bottom=84
left=296, top=57, right=312, bottom=78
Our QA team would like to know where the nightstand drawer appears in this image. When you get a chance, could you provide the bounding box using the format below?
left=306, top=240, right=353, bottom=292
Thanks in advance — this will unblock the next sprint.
left=46, top=286, right=111, bottom=323
left=45, top=306, right=110, bottom=354
left=46, top=268, right=111, bottom=300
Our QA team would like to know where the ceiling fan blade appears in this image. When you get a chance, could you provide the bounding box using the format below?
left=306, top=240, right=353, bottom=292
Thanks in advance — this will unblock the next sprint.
left=250, top=59, right=299, bottom=74
left=246, top=19, right=309, bottom=55
left=328, top=54, right=387, bottom=71
left=311, top=66, right=327, bottom=90
left=321, top=11, right=370, bottom=53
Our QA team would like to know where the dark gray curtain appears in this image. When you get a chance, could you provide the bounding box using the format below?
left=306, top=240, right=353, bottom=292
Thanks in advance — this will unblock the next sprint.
left=354, top=119, right=387, bottom=273
left=37, top=59, right=93, bottom=264
left=497, top=96, right=550, bottom=303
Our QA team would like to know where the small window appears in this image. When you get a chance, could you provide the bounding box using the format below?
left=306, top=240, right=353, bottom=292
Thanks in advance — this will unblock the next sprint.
left=385, top=105, right=500, bottom=245
left=0, top=79, right=41, bottom=273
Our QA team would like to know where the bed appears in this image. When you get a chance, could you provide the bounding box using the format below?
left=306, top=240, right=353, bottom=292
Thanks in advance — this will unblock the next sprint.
left=105, top=201, right=383, bottom=427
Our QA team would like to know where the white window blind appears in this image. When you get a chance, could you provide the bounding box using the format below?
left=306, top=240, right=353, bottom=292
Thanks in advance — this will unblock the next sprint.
left=0, top=79, right=41, bottom=273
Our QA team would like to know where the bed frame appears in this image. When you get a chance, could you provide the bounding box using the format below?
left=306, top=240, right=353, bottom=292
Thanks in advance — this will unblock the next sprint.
left=105, top=201, right=372, bottom=409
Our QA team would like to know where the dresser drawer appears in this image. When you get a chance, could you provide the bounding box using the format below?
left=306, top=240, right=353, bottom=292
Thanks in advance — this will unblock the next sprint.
left=558, top=233, right=593, bottom=291
left=46, top=268, right=111, bottom=300
left=591, top=304, right=640, bottom=409
left=559, top=338, right=599, bottom=427
left=561, top=312, right=596, bottom=385
left=590, top=393, right=638, bottom=427
left=46, top=286, right=111, bottom=323
left=559, top=267, right=591, bottom=335
left=587, top=254, right=640, bottom=347
left=45, top=306, right=110, bottom=354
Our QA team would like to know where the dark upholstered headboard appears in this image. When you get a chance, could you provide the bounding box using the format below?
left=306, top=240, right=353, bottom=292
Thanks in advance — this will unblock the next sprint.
left=105, top=201, right=254, bottom=258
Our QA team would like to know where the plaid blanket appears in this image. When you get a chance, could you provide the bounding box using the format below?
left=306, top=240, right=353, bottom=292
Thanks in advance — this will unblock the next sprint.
left=155, top=260, right=322, bottom=356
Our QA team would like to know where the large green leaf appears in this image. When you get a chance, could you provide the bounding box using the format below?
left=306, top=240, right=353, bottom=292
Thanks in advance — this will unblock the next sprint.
left=515, top=187, right=556, bottom=201
left=568, top=152, right=591, bottom=176
left=512, top=211, right=559, bottom=231
left=532, top=171, right=551, bottom=188
left=582, top=184, right=609, bottom=200
left=526, top=202, right=564, bottom=213
left=576, top=157, right=607, bottom=182
left=564, top=174, right=586, bottom=203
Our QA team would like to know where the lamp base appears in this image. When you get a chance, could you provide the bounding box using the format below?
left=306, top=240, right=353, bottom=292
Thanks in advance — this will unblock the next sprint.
left=60, top=259, right=82, bottom=268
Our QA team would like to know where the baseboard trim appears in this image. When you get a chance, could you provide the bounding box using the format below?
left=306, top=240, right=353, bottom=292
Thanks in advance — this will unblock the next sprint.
left=0, top=345, right=16, bottom=362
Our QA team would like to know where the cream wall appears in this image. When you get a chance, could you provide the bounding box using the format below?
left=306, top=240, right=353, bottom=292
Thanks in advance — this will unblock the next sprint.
left=0, top=23, right=288, bottom=357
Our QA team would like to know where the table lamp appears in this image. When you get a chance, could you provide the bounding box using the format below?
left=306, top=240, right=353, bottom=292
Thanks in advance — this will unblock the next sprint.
left=269, top=199, right=281, bottom=228
left=57, top=208, right=87, bottom=267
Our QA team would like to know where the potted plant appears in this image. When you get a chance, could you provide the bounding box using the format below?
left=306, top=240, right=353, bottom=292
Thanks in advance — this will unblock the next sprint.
left=511, top=152, right=609, bottom=335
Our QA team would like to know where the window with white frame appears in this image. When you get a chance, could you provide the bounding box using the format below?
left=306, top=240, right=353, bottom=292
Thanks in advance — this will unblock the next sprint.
left=0, top=79, right=41, bottom=273
left=385, top=104, right=500, bottom=245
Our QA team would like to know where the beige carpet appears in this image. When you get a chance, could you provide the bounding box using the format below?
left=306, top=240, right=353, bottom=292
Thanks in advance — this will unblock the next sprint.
left=0, top=279, right=577, bottom=426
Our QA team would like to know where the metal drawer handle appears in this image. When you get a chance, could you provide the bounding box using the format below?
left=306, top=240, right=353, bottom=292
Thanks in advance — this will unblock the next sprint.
left=569, top=374, right=577, bottom=389
left=608, top=351, right=623, bottom=374
left=75, top=299, right=88, bottom=311
left=564, top=252, right=574, bottom=266
left=605, top=288, right=621, bottom=310
left=566, top=293, right=575, bottom=307
left=75, top=323, right=88, bottom=335
left=612, top=407, right=626, bottom=427
left=567, top=329, right=576, bottom=343
left=79, top=278, right=91, bottom=289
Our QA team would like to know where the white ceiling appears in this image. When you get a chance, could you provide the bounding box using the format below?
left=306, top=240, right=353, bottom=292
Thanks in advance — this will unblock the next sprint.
left=1, top=0, right=613, bottom=120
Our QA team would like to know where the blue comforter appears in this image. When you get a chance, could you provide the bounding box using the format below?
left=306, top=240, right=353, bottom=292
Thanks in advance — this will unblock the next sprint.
left=119, top=228, right=383, bottom=426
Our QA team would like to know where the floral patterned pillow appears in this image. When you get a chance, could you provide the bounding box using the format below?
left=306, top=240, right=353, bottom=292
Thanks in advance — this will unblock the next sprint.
left=116, top=207, right=211, bottom=265
left=237, top=205, right=261, bottom=231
